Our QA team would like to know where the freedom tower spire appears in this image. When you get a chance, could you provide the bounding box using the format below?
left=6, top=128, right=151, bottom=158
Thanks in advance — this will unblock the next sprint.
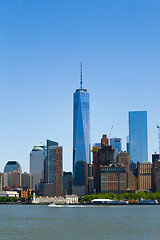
left=73, top=63, right=90, bottom=195
left=80, top=62, right=82, bottom=90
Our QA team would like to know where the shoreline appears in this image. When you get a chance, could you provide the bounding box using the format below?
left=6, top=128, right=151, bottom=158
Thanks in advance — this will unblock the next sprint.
left=0, top=202, right=159, bottom=206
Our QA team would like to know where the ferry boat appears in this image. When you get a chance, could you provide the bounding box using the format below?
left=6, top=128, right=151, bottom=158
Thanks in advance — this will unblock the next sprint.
left=91, top=199, right=128, bottom=205
left=138, top=198, right=158, bottom=205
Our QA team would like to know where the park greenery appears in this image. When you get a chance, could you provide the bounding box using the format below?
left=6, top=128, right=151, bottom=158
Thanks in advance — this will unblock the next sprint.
left=0, top=197, right=18, bottom=203
left=0, top=195, right=35, bottom=203
left=81, top=191, right=160, bottom=203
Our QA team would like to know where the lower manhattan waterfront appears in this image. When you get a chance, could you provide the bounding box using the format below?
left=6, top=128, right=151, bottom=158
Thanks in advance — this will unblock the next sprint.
left=0, top=205, right=159, bottom=240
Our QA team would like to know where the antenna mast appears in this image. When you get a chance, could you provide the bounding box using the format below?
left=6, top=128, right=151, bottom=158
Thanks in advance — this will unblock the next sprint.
left=80, top=62, right=82, bottom=90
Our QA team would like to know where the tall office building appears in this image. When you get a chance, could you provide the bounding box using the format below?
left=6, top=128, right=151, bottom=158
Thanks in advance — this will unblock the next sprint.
left=30, top=143, right=46, bottom=190
left=129, top=111, right=148, bottom=163
left=44, top=140, right=63, bottom=197
left=73, top=64, right=90, bottom=194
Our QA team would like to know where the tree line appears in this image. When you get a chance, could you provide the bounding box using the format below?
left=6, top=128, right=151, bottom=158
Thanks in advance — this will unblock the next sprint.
left=81, top=191, right=160, bottom=203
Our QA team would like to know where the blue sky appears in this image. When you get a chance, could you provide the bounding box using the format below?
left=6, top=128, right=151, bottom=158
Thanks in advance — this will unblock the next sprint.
left=0, top=0, right=160, bottom=172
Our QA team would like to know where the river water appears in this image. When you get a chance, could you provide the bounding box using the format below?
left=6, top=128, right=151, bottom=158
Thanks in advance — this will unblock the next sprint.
left=0, top=204, right=159, bottom=240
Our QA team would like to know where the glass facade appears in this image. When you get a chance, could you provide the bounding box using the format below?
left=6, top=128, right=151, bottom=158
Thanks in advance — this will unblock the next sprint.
left=45, top=140, right=63, bottom=197
left=129, top=111, right=148, bottom=163
left=45, top=140, right=58, bottom=183
left=110, top=138, right=122, bottom=153
left=110, top=138, right=122, bottom=162
left=4, top=161, right=22, bottom=174
left=73, top=88, right=90, bottom=186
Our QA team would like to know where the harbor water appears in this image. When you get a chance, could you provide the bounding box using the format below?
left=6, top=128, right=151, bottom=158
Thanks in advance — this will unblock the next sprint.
left=0, top=204, right=159, bottom=240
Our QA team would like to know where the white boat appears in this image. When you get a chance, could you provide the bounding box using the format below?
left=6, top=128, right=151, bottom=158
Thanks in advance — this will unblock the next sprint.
left=91, top=199, right=128, bottom=205
left=48, top=202, right=62, bottom=207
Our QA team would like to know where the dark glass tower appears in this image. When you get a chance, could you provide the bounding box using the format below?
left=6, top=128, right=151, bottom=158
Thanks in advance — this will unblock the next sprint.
left=44, top=140, right=63, bottom=197
left=73, top=64, right=90, bottom=187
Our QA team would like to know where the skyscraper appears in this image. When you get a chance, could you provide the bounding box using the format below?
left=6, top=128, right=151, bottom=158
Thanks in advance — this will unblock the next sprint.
left=44, top=140, right=63, bottom=197
left=30, top=143, right=46, bottom=190
left=129, top=111, right=148, bottom=163
left=73, top=64, right=90, bottom=192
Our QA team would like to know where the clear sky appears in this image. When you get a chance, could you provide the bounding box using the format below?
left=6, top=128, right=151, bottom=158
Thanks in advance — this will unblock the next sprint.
left=0, top=0, right=160, bottom=172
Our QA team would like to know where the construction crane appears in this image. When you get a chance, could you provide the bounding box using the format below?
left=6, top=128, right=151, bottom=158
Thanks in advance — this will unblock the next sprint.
left=157, top=125, right=160, bottom=155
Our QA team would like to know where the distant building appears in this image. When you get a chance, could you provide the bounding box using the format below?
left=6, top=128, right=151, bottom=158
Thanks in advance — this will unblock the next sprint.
left=0, top=174, right=2, bottom=191
left=18, top=190, right=29, bottom=200
left=8, top=171, right=21, bottom=188
left=30, top=142, right=46, bottom=190
left=4, top=161, right=22, bottom=174
left=92, top=136, right=109, bottom=189
left=101, top=135, right=109, bottom=147
left=44, top=140, right=63, bottom=197
left=63, top=172, right=73, bottom=196
left=95, top=138, right=115, bottom=193
left=86, top=164, right=94, bottom=195
left=129, top=111, right=148, bottom=163
left=129, top=161, right=137, bottom=173
left=151, top=158, right=160, bottom=192
left=96, top=145, right=115, bottom=166
left=65, top=195, right=78, bottom=204
left=94, top=135, right=129, bottom=194
left=0, top=173, right=8, bottom=190
left=126, top=136, right=129, bottom=155
left=92, top=145, right=101, bottom=179
left=98, top=164, right=127, bottom=194
left=127, top=171, right=135, bottom=191
left=155, top=161, right=160, bottom=192
left=117, top=152, right=129, bottom=172
left=138, top=162, right=152, bottom=191
left=73, top=68, right=90, bottom=196
left=152, top=153, right=159, bottom=163
left=117, top=151, right=135, bottom=191
left=110, top=138, right=122, bottom=162
left=0, top=191, right=19, bottom=198
left=21, top=172, right=32, bottom=190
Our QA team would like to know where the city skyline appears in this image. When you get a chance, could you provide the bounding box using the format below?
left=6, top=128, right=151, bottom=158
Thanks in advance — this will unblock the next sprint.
left=0, top=1, right=160, bottom=172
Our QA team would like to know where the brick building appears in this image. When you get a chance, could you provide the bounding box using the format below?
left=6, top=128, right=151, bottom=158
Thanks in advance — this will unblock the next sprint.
left=100, top=164, right=127, bottom=194
left=138, top=162, right=152, bottom=191
left=117, top=151, right=135, bottom=191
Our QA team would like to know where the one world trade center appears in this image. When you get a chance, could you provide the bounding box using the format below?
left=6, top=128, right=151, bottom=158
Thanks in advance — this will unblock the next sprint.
left=73, top=64, right=90, bottom=193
